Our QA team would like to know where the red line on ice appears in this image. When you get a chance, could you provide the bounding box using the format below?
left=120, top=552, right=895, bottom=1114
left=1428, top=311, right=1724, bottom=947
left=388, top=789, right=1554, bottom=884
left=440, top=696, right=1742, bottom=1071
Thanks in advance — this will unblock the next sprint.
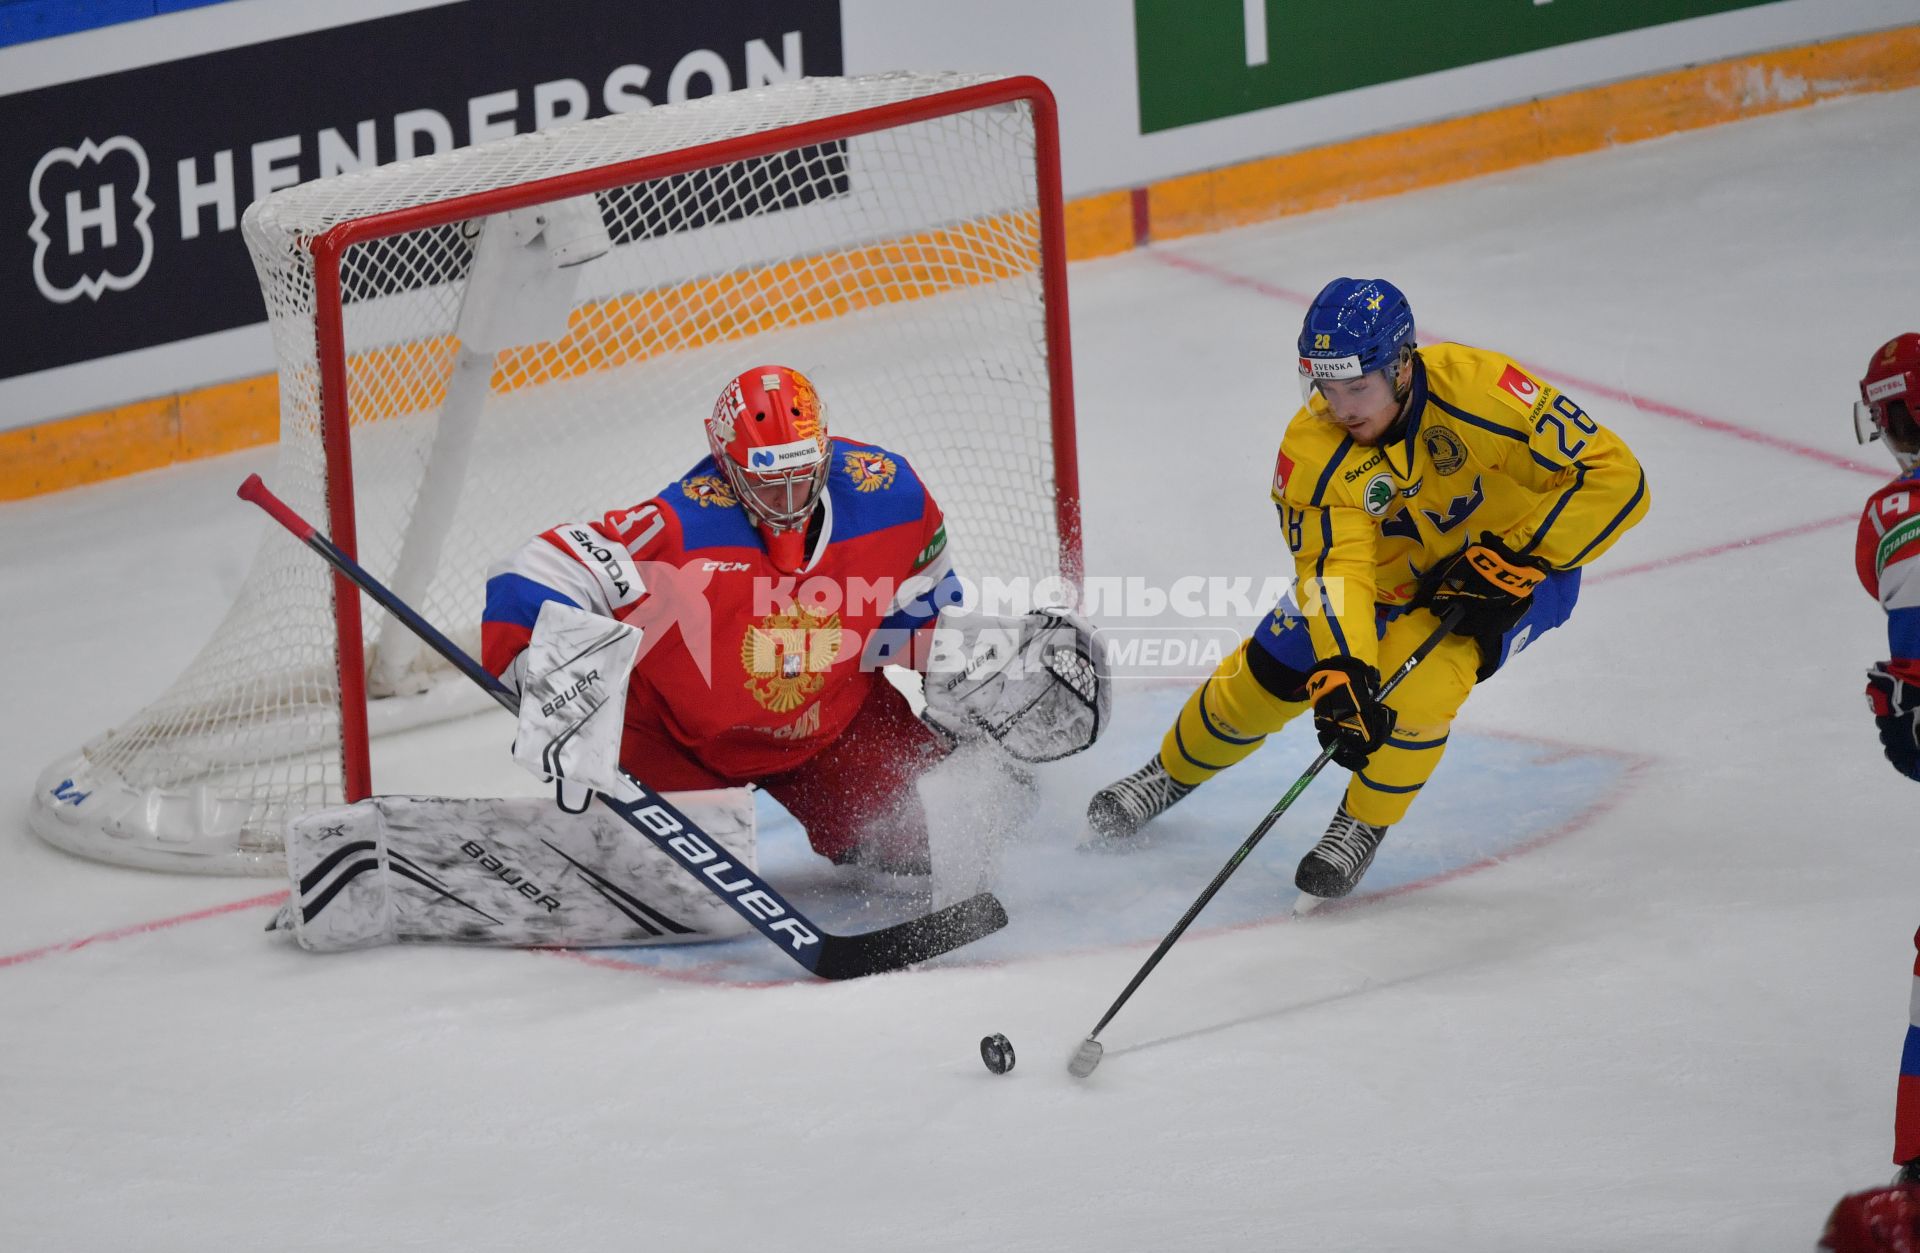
left=0, top=889, right=288, bottom=970
left=1148, top=251, right=1885, bottom=480
left=548, top=946, right=794, bottom=990
left=1585, top=512, right=1856, bottom=584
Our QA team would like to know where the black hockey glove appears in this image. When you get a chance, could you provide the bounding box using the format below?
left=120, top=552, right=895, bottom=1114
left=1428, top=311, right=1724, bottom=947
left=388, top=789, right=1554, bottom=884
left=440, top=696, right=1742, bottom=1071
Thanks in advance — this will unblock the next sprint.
left=1415, top=531, right=1549, bottom=638
left=1303, top=656, right=1397, bottom=771
left=1867, top=663, right=1920, bottom=782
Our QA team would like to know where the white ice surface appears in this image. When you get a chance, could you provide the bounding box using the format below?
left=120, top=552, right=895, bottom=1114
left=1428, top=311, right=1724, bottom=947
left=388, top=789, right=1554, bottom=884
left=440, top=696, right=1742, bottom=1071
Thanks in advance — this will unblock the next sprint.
left=5, top=88, right=1920, bottom=1251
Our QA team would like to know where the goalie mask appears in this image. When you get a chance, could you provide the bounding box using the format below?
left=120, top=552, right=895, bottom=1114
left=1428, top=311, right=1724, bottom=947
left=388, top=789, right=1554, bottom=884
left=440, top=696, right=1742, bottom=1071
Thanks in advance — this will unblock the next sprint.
left=1856, top=333, right=1920, bottom=473
left=708, top=365, right=831, bottom=571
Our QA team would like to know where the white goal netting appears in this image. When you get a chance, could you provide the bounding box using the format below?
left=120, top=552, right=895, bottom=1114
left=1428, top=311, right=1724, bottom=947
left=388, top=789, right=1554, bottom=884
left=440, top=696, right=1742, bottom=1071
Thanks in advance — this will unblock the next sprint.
left=30, top=73, right=1076, bottom=874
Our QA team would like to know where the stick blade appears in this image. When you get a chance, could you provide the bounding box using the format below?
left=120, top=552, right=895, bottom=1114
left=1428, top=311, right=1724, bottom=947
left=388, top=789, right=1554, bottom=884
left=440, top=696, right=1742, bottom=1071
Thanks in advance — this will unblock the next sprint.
left=1067, top=1037, right=1104, bottom=1078
left=808, top=891, right=1009, bottom=981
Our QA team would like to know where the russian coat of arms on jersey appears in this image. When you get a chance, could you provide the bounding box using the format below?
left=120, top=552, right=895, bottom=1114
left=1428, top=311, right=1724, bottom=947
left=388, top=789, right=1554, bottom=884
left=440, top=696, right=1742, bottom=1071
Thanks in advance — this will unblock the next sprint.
left=844, top=450, right=897, bottom=492
left=682, top=473, right=738, bottom=508
left=740, top=605, right=843, bottom=713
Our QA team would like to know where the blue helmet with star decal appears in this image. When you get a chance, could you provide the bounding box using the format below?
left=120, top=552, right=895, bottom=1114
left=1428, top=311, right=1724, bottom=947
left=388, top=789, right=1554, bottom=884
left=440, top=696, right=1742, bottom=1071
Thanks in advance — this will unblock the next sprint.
left=1296, top=277, right=1416, bottom=402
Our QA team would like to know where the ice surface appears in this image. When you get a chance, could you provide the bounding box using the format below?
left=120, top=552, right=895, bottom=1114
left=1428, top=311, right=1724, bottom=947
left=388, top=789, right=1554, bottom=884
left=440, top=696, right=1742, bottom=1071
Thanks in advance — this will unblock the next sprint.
left=4, top=88, right=1919, bottom=1251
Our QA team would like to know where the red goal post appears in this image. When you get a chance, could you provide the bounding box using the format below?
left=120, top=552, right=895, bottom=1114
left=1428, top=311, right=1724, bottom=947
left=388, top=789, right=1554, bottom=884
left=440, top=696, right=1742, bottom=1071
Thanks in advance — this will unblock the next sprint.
left=30, top=72, right=1079, bottom=874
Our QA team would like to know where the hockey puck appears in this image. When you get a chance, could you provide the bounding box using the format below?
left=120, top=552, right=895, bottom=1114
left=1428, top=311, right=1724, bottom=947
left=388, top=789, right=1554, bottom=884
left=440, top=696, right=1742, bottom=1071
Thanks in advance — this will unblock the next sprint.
left=979, top=1033, right=1015, bottom=1075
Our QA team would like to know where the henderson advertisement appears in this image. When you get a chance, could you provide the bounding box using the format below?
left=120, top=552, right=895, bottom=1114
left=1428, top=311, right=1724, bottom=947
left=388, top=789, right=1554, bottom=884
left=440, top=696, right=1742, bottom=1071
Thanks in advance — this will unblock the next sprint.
left=0, top=0, right=842, bottom=390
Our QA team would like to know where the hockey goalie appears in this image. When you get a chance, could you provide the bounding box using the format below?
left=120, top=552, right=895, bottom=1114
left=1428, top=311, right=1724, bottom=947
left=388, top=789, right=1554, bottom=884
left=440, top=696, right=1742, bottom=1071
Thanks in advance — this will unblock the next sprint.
left=274, top=364, right=1106, bottom=953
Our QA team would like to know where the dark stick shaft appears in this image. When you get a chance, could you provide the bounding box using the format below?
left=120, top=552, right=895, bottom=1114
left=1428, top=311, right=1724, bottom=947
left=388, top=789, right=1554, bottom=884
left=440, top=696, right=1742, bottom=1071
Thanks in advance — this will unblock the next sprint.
left=1082, top=606, right=1466, bottom=1042
left=239, top=474, right=516, bottom=712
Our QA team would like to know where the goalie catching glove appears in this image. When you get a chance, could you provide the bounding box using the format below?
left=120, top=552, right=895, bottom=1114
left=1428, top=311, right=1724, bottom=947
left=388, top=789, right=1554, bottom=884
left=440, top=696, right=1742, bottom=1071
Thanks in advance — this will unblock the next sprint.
left=1415, top=531, right=1548, bottom=638
left=920, top=608, right=1110, bottom=762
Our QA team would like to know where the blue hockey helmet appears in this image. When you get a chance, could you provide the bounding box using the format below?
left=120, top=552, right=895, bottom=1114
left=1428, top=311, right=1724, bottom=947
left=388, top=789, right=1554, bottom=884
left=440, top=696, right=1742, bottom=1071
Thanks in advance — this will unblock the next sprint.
left=1297, top=277, right=1416, bottom=404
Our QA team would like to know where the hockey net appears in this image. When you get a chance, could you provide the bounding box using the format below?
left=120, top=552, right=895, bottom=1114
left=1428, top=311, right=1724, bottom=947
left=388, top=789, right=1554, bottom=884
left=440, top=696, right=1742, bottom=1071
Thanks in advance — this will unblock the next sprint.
left=30, top=73, right=1078, bottom=874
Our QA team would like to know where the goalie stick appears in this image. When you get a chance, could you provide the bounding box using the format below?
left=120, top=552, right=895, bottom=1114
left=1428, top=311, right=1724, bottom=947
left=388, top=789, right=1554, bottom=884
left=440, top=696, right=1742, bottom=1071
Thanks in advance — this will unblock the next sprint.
left=1068, top=605, right=1466, bottom=1076
left=238, top=474, right=1008, bottom=980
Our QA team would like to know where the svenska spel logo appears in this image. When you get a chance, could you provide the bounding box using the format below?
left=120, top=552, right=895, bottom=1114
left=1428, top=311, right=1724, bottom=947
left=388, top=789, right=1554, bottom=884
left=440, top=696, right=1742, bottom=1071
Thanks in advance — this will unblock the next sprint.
left=1495, top=363, right=1542, bottom=408
left=28, top=136, right=155, bottom=304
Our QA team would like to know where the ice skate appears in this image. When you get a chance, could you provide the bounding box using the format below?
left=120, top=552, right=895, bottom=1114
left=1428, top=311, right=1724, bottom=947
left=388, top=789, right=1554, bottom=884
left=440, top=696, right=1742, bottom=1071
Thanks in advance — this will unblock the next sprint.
left=1085, top=757, right=1194, bottom=842
left=1294, top=803, right=1389, bottom=900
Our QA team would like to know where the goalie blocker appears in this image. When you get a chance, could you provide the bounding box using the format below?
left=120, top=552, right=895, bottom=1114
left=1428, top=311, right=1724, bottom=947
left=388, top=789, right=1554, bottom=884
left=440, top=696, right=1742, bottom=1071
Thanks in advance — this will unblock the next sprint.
left=270, top=789, right=757, bottom=951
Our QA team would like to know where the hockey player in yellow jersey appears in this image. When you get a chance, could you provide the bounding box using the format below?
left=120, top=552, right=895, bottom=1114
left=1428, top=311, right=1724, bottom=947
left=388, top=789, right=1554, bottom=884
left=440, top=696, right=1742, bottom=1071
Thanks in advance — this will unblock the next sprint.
left=1087, top=277, right=1650, bottom=901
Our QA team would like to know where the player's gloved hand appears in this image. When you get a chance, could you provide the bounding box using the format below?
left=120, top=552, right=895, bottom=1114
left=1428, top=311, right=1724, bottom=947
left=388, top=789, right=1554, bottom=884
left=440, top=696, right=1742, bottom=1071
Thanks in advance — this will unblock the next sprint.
left=1303, top=656, right=1396, bottom=771
left=1415, top=531, right=1549, bottom=637
left=1867, top=662, right=1920, bottom=782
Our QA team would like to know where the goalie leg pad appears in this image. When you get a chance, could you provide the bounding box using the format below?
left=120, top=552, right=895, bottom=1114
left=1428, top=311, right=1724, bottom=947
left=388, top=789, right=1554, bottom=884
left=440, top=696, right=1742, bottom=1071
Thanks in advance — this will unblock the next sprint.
left=280, top=790, right=755, bottom=952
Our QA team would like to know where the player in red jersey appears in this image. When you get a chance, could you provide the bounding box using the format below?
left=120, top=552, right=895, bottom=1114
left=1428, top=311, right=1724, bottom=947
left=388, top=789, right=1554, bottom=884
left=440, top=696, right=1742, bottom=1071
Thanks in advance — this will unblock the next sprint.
left=1822, top=333, right=1920, bottom=1252
left=1857, top=334, right=1920, bottom=785
left=481, top=365, right=1103, bottom=876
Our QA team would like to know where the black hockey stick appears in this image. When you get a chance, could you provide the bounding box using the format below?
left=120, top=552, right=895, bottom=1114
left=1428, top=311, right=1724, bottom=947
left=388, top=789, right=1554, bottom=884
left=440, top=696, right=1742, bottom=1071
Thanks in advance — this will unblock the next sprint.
left=1068, top=605, right=1466, bottom=1076
left=239, top=474, right=1008, bottom=979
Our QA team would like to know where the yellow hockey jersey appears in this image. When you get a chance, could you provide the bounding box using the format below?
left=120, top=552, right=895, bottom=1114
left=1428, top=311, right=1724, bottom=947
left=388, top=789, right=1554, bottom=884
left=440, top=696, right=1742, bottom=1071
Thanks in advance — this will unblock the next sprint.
left=1270, top=342, right=1649, bottom=668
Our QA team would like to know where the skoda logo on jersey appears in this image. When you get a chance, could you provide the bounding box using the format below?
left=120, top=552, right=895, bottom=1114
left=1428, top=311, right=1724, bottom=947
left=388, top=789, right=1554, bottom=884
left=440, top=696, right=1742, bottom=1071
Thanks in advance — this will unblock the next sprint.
left=28, top=136, right=156, bottom=304
left=1364, top=473, right=1395, bottom=517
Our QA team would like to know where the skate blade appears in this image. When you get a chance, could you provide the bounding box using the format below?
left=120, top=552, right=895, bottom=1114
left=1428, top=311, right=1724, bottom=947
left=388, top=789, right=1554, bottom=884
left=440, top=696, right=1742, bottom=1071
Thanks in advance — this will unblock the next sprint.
left=1292, top=891, right=1327, bottom=917
left=1067, top=1037, right=1104, bottom=1078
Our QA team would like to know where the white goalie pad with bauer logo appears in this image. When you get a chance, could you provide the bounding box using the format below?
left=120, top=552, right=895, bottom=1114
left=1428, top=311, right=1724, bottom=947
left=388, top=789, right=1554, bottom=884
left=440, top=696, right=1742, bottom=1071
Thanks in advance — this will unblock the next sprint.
left=273, top=791, right=756, bottom=952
